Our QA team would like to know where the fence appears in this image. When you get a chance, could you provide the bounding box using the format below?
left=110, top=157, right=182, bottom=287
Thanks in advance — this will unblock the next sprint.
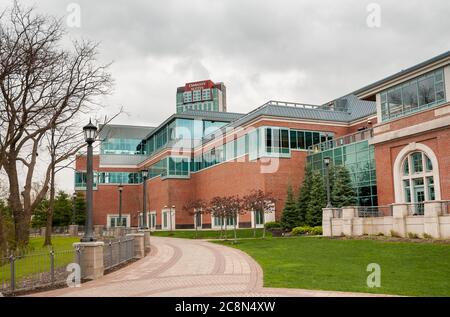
left=0, top=249, right=76, bottom=295
left=407, top=203, right=424, bottom=216
left=356, top=205, right=393, bottom=217
left=102, top=236, right=135, bottom=271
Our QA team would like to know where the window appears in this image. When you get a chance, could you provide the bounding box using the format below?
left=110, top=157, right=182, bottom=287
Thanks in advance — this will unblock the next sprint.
left=401, top=151, right=436, bottom=204
left=255, top=211, right=264, bottom=225
left=109, top=216, right=128, bottom=228
left=380, top=68, right=446, bottom=121
left=263, top=127, right=290, bottom=155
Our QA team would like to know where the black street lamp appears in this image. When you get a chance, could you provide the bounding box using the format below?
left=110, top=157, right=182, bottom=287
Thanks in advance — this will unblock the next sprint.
left=141, top=169, right=148, bottom=229
left=118, top=184, right=123, bottom=227
left=81, top=120, right=97, bottom=242
left=72, top=192, right=77, bottom=225
left=323, top=156, right=332, bottom=208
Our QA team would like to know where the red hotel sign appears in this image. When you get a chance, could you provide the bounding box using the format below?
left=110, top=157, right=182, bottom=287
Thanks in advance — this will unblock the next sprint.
left=185, top=80, right=214, bottom=91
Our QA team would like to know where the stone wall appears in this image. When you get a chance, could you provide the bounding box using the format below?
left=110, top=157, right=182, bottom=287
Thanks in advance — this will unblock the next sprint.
left=323, top=201, right=450, bottom=239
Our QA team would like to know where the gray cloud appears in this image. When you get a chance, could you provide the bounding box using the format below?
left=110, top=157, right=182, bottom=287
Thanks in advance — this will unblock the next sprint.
left=2, top=0, right=449, bottom=192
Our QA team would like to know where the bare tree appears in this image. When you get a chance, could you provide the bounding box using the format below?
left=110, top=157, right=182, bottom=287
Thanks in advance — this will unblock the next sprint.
left=183, top=198, right=206, bottom=239
left=0, top=3, right=113, bottom=247
left=207, top=196, right=227, bottom=239
left=243, top=190, right=276, bottom=238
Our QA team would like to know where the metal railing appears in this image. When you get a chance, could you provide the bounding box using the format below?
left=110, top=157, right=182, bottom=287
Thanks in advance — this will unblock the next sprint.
left=0, top=249, right=76, bottom=295
left=307, top=128, right=373, bottom=154
left=407, top=203, right=424, bottom=216
left=356, top=206, right=393, bottom=217
left=103, top=237, right=135, bottom=271
left=439, top=201, right=450, bottom=215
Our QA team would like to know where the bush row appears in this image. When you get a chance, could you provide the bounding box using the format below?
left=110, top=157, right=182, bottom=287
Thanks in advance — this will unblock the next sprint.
left=291, top=226, right=323, bottom=236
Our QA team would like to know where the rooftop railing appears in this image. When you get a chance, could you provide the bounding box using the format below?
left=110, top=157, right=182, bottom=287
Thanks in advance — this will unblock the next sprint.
left=308, top=128, right=373, bottom=154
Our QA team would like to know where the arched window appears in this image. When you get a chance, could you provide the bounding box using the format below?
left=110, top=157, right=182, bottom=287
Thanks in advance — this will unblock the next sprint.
left=401, top=151, right=435, bottom=205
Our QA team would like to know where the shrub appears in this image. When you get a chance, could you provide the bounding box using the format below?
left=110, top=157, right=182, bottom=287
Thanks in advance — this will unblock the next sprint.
left=291, top=226, right=313, bottom=236
left=423, top=233, right=433, bottom=239
left=376, top=232, right=384, bottom=236
left=407, top=232, right=419, bottom=239
left=265, top=221, right=282, bottom=230
left=390, top=230, right=401, bottom=238
left=310, top=226, right=322, bottom=235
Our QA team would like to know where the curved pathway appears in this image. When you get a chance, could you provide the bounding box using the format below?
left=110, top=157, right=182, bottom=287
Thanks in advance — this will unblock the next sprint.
left=30, top=237, right=388, bottom=297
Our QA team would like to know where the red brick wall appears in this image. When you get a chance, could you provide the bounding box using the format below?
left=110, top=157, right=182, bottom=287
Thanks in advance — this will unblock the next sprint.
left=374, top=128, right=450, bottom=205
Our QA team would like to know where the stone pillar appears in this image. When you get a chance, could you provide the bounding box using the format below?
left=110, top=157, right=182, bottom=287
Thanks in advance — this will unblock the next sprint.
left=69, top=225, right=79, bottom=237
left=423, top=201, right=442, bottom=239
left=114, top=226, right=126, bottom=238
left=322, top=208, right=334, bottom=237
left=40, top=227, right=46, bottom=237
left=94, top=225, right=104, bottom=237
left=392, top=203, right=408, bottom=237
left=73, top=241, right=104, bottom=280
left=342, top=207, right=355, bottom=236
left=127, top=233, right=145, bottom=259
left=139, top=229, right=151, bottom=254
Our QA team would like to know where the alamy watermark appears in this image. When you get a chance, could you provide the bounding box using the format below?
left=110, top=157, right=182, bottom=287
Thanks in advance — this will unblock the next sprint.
left=366, top=263, right=381, bottom=288
left=366, top=3, right=381, bottom=28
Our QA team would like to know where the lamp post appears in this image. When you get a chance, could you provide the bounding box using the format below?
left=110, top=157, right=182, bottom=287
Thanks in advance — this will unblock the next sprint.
left=81, top=120, right=97, bottom=242
left=118, top=184, right=123, bottom=227
left=72, top=192, right=77, bottom=225
left=141, top=170, right=148, bottom=229
left=323, top=156, right=332, bottom=208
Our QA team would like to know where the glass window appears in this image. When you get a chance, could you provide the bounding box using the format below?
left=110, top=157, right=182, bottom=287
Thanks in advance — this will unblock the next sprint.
left=411, top=152, right=423, bottom=173
left=380, top=68, right=445, bottom=121
left=290, top=130, right=297, bottom=149
left=305, top=132, right=312, bottom=148
left=418, top=76, right=435, bottom=107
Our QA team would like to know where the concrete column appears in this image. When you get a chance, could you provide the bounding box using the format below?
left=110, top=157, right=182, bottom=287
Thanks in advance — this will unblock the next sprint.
left=130, top=227, right=138, bottom=234
left=138, top=229, right=151, bottom=254
left=423, top=201, right=442, bottom=239
left=392, top=203, right=408, bottom=237
left=73, top=241, right=104, bottom=280
left=68, top=225, right=79, bottom=237
left=93, top=225, right=104, bottom=237
left=342, top=207, right=355, bottom=236
left=127, top=233, right=145, bottom=259
left=114, top=226, right=126, bottom=238
left=322, top=208, right=334, bottom=237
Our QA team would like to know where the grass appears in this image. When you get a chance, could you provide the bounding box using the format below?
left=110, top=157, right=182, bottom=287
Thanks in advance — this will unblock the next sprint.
left=151, top=228, right=271, bottom=239
left=219, top=236, right=450, bottom=296
left=0, top=236, right=79, bottom=285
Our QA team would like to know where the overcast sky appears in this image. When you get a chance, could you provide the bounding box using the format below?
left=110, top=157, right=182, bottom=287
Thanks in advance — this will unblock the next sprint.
left=2, top=0, right=450, bottom=193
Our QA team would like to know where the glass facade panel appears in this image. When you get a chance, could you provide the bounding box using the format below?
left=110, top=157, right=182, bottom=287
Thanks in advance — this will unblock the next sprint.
left=380, top=68, right=446, bottom=121
left=307, top=140, right=377, bottom=206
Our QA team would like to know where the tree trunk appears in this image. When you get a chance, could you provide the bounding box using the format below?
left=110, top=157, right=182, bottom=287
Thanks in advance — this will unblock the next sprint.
left=263, top=214, right=266, bottom=239
left=6, top=156, right=29, bottom=248
left=233, top=214, right=237, bottom=243
left=253, top=210, right=256, bottom=238
left=0, top=209, right=6, bottom=255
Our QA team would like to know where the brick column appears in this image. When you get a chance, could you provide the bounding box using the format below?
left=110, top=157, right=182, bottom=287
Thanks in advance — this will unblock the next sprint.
left=138, top=229, right=151, bottom=254
left=322, top=208, right=334, bottom=237
left=73, top=241, right=104, bottom=280
left=392, top=203, right=407, bottom=237
left=342, top=207, right=355, bottom=236
left=127, top=233, right=145, bottom=259
left=424, top=201, right=442, bottom=239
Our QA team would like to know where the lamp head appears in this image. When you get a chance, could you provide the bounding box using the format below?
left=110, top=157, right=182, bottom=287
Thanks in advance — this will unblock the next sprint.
left=83, top=120, right=97, bottom=144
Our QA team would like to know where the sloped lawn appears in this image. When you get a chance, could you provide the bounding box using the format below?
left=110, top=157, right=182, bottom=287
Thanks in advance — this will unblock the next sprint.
left=220, top=237, right=450, bottom=296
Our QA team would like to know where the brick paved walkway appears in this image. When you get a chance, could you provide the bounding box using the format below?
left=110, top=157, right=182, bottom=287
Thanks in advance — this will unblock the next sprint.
left=30, top=237, right=389, bottom=297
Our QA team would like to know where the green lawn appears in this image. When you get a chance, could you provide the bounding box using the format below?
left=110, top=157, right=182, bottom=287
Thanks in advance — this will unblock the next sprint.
left=151, top=228, right=271, bottom=239
left=220, top=237, right=450, bottom=296
left=1, top=236, right=79, bottom=286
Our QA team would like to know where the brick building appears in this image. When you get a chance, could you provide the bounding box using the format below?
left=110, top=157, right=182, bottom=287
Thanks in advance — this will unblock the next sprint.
left=75, top=51, right=450, bottom=229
